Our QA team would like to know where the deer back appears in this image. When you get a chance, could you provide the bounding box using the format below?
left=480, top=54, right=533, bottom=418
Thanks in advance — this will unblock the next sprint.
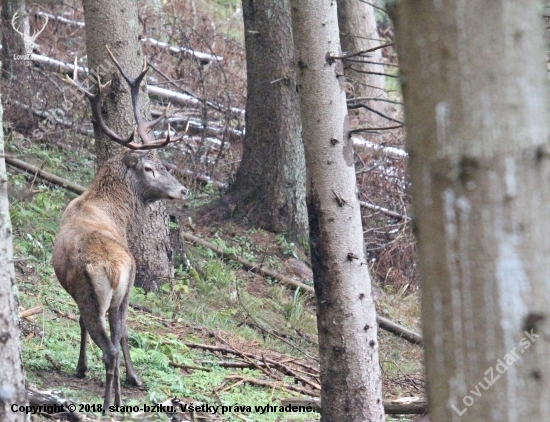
left=53, top=150, right=186, bottom=296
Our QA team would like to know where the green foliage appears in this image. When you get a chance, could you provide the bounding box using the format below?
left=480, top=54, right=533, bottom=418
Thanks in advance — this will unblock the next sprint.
left=10, top=185, right=67, bottom=265
left=283, top=288, right=307, bottom=325
left=212, top=232, right=257, bottom=262
left=276, top=233, right=299, bottom=259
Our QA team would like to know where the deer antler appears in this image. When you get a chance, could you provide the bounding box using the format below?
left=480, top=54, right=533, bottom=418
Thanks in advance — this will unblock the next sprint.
left=65, top=48, right=184, bottom=150
left=64, top=57, right=135, bottom=146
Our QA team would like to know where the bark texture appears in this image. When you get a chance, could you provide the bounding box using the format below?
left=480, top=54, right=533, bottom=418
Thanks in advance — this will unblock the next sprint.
left=228, top=0, right=307, bottom=240
left=337, top=0, right=387, bottom=123
left=395, top=1, right=550, bottom=420
left=291, top=1, right=383, bottom=421
left=83, top=0, right=174, bottom=291
left=1, top=0, right=29, bottom=78
left=0, top=76, right=28, bottom=422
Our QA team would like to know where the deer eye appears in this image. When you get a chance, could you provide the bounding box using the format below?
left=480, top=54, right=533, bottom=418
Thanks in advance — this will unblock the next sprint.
left=144, top=165, right=154, bottom=173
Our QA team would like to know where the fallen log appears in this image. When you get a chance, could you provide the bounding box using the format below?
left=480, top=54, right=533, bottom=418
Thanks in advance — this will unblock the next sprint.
left=183, top=233, right=423, bottom=345
left=36, top=11, right=222, bottom=64
left=377, top=315, right=423, bottom=345
left=5, top=155, right=85, bottom=195
left=6, top=155, right=226, bottom=195
left=30, top=53, right=243, bottom=116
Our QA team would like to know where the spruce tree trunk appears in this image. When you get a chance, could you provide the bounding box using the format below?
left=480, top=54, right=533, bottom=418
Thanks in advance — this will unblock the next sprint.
left=83, top=0, right=174, bottom=291
left=337, top=0, right=387, bottom=124
left=0, top=71, right=28, bottom=422
left=394, top=1, right=550, bottom=420
left=228, top=0, right=307, bottom=241
left=291, top=0, right=384, bottom=420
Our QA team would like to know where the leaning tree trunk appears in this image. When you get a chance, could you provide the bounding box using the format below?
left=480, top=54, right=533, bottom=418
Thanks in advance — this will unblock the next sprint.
left=394, top=0, right=550, bottom=420
left=1, top=0, right=29, bottom=78
left=291, top=1, right=384, bottom=421
left=337, top=0, right=387, bottom=125
left=227, top=0, right=307, bottom=241
left=0, top=69, right=28, bottom=422
left=82, top=0, right=175, bottom=291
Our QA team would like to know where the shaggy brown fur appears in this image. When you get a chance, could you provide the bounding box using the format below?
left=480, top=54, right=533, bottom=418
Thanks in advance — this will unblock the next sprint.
left=53, top=150, right=186, bottom=412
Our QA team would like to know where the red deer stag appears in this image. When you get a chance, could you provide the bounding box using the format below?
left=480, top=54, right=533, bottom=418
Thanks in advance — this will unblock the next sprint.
left=53, top=47, right=186, bottom=413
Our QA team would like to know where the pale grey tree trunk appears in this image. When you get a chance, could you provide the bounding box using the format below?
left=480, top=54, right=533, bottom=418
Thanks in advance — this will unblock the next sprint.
left=0, top=70, right=28, bottom=422
left=291, top=1, right=384, bottom=421
left=228, top=0, right=308, bottom=241
left=394, top=0, right=550, bottom=420
left=1, top=0, right=29, bottom=78
left=337, top=0, right=387, bottom=125
left=83, top=0, right=174, bottom=291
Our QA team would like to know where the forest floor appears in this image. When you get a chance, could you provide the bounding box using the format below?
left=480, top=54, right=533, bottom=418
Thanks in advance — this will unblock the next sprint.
left=10, top=140, right=424, bottom=422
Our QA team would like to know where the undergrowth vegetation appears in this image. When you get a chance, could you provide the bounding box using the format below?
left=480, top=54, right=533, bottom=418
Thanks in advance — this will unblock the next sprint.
left=9, top=138, right=423, bottom=422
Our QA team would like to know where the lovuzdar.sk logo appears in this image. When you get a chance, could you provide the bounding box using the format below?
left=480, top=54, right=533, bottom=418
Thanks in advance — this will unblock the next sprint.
left=11, top=11, right=48, bottom=61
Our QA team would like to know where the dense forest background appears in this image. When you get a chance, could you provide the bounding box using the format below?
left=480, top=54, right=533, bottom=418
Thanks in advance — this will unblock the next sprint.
left=7, top=0, right=547, bottom=421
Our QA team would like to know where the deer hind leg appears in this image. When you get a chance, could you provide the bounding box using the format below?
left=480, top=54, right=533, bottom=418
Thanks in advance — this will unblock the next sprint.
left=106, top=260, right=136, bottom=405
left=75, top=316, right=89, bottom=378
left=77, top=269, right=119, bottom=413
left=113, top=259, right=141, bottom=387
left=120, top=321, right=142, bottom=387
left=78, top=303, right=118, bottom=413
left=108, top=305, right=125, bottom=406
left=117, top=275, right=141, bottom=387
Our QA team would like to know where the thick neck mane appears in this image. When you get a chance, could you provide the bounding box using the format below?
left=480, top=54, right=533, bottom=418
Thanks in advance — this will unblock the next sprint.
left=85, top=154, right=146, bottom=229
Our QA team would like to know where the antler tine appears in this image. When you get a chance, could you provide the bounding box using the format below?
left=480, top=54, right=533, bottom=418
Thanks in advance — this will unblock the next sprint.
left=106, top=44, right=155, bottom=143
left=88, top=73, right=135, bottom=146
left=105, top=44, right=149, bottom=87
left=163, top=119, right=190, bottom=144
left=89, top=90, right=136, bottom=147
left=63, top=55, right=136, bottom=146
left=64, top=56, right=96, bottom=99
left=136, top=121, right=183, bottom=150
left=105, top=45, right=182, bottom=150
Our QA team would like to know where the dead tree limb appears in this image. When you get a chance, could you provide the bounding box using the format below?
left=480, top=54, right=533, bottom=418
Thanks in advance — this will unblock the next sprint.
left=27, top=387, right=84, bottom=421
left=183, top=233, right=423, bottom=344
left=360, top=200, right=409, bottom=221
left=352, top=136, right=408, bottom=159
left=5, top=155, right=86, bottom=195
left=6, top=155, right=225, bottom=196
left=20, top=306, right=43, bottom=318
left=183, top=232, right=313, bottom=292
left=377, top=316, right=422, bottom=345
left=223, top=375, right=316, bottom=396
left=35, top=11, right=222, bottom=64
left=186, top=342, right=319, bottom=389
left=30, top=53, right=243, bottom=115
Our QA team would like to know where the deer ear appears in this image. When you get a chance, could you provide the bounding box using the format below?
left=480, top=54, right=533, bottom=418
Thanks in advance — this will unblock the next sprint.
left=123, top=151, right=147, bottom=168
